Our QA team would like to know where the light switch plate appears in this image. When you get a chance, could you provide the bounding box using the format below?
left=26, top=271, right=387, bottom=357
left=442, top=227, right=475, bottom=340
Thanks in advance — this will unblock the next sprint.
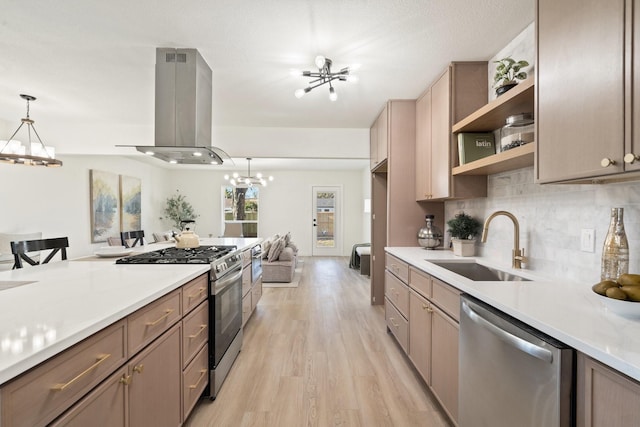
left=581, top=229, right=595, bottom=253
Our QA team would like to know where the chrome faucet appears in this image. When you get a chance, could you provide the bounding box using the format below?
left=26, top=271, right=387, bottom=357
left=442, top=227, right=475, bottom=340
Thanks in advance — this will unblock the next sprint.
left=481, top=210, right=527, bottom=269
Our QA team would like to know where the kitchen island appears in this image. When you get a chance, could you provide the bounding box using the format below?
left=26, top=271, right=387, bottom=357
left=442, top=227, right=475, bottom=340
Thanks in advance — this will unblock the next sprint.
left=0, top=237, right=260, bottom=426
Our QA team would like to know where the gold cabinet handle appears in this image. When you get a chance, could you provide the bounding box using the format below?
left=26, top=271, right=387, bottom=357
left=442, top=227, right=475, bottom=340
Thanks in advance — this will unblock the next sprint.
left=145, top=309, right=174, bottom=326
left=189, top=369, right=208, bottom=389
left=624, top=153, right=640, bottom=164
left=601, top=158, right=616, bottom=167
left=422, top=303, right=429, bottom=310
left=188, top=324, right=207, bottom=339
left=52, top=354, right=111, bottom=391
left=133, top=364, right=144, bottom=374
left=187, top=287, right=206, bottom=300
left=427, top=307, right=434, bottom=313
left=120, top=374, right=132, bottom=385
left=389, top=317, right=399, bottom=328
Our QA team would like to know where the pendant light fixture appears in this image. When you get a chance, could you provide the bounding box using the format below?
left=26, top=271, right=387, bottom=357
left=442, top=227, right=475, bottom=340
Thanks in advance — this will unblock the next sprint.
left=292, top=56, right=359, bottom=101
left=224, top=158, right=274, bottom=187
left=0, top=94, right=62, bottom=167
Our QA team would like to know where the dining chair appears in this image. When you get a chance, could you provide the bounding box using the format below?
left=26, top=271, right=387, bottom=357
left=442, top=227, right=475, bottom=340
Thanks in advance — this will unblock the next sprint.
left=222, top=223, right=244, bottom=237
left=120, top=230, right=145, bottom=248
left=10, top=237, right=69, bottom=269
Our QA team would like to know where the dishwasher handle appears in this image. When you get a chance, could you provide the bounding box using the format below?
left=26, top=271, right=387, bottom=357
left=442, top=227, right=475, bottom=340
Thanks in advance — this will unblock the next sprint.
left=461, top=300, right=553, bottom=364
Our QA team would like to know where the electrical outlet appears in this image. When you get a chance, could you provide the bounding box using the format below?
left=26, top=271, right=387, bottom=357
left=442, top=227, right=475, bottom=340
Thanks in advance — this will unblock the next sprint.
left=581, top=229, right=595, bottom=253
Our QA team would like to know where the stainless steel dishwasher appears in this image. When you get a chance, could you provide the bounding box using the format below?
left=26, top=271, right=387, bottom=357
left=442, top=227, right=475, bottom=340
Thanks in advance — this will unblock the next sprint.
left=459, top=295, right=574, bottom=427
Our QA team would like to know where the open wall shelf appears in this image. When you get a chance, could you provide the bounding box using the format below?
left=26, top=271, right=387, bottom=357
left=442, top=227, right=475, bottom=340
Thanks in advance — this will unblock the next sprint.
left=452, top=143, right=535, bottom=176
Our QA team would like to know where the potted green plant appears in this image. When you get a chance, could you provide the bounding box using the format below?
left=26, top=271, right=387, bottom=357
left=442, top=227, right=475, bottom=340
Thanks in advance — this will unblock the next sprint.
left=493, top=57, right=529, bottom=96
left=447, top=212, right=481, bottom=256
left=160, top=190, right=199, bottom=230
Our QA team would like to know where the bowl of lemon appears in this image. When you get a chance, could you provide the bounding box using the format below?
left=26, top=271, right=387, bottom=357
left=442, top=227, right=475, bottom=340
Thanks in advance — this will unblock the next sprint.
left=592, top=274, right=640, bottom=318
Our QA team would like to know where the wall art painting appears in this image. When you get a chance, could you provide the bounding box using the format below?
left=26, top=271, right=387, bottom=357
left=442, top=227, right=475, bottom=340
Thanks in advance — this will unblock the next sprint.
left=90, top=170, right=121, bottom=243
left=120, top=175, right=142, bottom=231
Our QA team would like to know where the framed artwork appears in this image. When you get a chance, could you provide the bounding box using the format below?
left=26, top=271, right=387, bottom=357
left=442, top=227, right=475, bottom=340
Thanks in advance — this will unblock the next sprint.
left=120, top=175, right=142, bottom=231
left=90, top=170, right=121, bottom=243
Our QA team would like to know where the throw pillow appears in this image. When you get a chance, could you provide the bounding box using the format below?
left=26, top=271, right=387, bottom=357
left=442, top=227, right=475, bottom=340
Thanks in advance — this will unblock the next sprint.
left=267, top=237, right=285, bottom=262
left=262, top=238, right=273, bottom=258
left=287, top=241, right=298, bottom=254
left=278, top=246, right=295, bottom=261
left=284, top=232, right=291, bottom=245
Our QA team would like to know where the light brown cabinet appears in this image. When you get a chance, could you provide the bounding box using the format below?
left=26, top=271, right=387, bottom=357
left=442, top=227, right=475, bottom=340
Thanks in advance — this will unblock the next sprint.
left=50, top=367, right=128, bottom=427
left=128, top=323, right=182, bottom=427
left=371, top=100, right=444, bottom=305
left=370, top=105, right=389, bottom=171
left=241, top=244, right=262, bottom=326
left=537, top=0, right=640, bottom=183
left=577, top=353, right=640, bottom=427
left=405, top=266, right=460, bottom=425
left=415, top=62, right=488, bottom=201
left=1, top=273, right=211, bottom=427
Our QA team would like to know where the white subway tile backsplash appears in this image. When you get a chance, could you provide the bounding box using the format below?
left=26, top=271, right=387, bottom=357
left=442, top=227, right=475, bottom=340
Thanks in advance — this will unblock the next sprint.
left=444, top=167, right=640, bottom=284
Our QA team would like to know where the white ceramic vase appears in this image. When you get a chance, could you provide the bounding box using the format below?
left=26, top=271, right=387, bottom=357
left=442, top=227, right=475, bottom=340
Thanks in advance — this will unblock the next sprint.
left=452, top=238, right=475, bottom=257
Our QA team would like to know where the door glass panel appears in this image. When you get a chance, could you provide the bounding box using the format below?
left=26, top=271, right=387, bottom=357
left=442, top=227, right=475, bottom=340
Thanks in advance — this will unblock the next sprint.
left=315, top=191, right=336, bottom=248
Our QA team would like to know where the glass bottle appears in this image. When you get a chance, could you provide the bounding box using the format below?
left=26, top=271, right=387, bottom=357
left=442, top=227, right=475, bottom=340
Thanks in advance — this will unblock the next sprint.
left=418, top=214, right=443, bottom=250
left=601, top=207, right=629, bottom=281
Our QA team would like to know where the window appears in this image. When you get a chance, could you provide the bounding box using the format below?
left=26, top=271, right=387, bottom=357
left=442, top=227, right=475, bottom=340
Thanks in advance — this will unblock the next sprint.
left=222, top=186, right=259, bottom=237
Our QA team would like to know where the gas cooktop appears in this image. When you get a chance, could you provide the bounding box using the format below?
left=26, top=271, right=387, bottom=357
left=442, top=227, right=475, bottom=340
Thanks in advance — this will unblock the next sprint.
left=115, top=245, right=237, bottom=264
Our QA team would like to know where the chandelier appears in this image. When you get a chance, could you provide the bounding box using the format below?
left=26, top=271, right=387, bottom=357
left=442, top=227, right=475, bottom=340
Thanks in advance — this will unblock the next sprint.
left=0, top=94, right=62, bottom=167
left=292, top=55, right=359, bottom=101
left=224, top=158, right=274, bottom=187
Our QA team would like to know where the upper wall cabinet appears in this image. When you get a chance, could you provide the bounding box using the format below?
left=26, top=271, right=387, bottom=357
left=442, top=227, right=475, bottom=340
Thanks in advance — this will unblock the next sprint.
left=537, top=0, right=640, bottom=183
left=370, top=105, right=389, bottom=171
left=415, top=62, right=488, bottom=201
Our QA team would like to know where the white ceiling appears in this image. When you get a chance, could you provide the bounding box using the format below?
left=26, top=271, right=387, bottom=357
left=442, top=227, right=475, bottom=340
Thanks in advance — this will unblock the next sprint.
left=0, top=0, right=534, bottom=170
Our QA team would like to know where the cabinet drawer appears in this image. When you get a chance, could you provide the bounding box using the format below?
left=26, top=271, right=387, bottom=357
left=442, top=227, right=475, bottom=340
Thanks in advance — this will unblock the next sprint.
left=242, top=292, right=252, bottom=327
left=242, top=266, right=252, bottom=297
left=242, top=248, right=252, bottom=267
left=431, top=278, right=461, bottom=321
left=385, top=297, right=408, bottom=351
left=128, top=288, right=181, bottom=357
left=0, top=320, right=126, bottom=427
left=251, top=278, right=262, bottom=311
left=409, top=266, right=431, bottom=299
left=50, top=367, right=127, bottom=427
left=385, top=253, right=409, bottom=283
left=385, top=269, right=409, bottom=318
left=182, top=274, right=208, bottom=315
left=182, top=301, right=208, bottom=368
left=183, top=344, right=209, bottom=421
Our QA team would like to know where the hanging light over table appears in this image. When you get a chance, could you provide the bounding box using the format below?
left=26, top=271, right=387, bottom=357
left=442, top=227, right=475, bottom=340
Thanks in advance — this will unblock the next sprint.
left=224, top=158, right=274, bottom=187
left=0, top=94, right=62, bottom=167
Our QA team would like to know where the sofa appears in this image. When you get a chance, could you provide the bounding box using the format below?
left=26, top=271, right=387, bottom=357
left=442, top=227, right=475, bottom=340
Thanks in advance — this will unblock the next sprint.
left=261, top=233, right=298, bottom=283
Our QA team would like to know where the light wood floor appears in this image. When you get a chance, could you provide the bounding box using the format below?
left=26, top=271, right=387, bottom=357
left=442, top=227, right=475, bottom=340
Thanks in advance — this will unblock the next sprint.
left=185, top=257, right=451, bottom=427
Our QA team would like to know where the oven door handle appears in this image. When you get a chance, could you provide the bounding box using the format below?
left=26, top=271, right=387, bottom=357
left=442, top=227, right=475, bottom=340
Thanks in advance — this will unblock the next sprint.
left=212, top=265, right=243, bottom=295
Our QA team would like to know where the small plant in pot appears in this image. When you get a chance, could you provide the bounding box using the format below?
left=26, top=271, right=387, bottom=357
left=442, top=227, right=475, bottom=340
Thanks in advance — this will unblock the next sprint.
left=447, top=212, right=481, bottom=257
left=493, top=56, right=529, bottom=96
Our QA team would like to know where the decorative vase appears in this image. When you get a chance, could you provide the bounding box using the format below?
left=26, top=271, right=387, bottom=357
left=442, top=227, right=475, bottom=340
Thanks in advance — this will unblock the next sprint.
left=495, top=82, right=518, bottom=96
left=452, top=238, right=476, bottom=257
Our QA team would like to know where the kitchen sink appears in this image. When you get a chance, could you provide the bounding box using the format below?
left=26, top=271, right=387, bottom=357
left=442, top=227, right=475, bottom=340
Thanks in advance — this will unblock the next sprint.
left=429, top=261, right=530, bottom=282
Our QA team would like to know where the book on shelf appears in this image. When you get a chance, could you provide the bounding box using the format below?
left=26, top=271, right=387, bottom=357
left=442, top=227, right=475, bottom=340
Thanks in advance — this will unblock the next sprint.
left=457, top=132, right=496, bottom=165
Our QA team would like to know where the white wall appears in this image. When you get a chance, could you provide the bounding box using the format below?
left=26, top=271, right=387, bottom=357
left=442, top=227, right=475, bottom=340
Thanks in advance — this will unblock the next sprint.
left=0, top=155, right=168, bottom=259
left=163, top=168, right=366, bottom=256
left=362, top=166, right=372, bottom=242
left=0, top=156, right=367, bottom=259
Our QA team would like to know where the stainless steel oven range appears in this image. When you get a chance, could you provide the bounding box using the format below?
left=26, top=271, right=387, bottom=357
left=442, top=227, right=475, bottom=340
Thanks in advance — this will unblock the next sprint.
left=116, top=245, right=244, bottom=399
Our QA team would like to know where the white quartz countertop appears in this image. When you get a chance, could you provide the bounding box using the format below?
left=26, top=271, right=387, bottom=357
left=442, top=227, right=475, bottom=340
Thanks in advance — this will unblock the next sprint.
left=0, top=237, right=261, bottom=385
left=386, top=247, right=640, bottom=382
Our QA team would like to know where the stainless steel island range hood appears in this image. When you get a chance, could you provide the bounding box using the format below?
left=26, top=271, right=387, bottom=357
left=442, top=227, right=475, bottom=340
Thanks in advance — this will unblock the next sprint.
left=133, top=48, right=228, bottom=165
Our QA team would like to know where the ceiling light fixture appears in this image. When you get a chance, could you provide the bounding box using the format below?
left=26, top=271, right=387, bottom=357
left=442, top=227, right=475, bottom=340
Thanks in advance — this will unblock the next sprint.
left=0, top=94, right=62, bottom=167
left=292, top=55, right=359, bottom=101
left=224, top=158, right=274, bottom=187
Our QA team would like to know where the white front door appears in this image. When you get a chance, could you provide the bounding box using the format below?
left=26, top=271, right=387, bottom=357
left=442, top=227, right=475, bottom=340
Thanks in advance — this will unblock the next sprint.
left=312, top=186, right=342, bottom=256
